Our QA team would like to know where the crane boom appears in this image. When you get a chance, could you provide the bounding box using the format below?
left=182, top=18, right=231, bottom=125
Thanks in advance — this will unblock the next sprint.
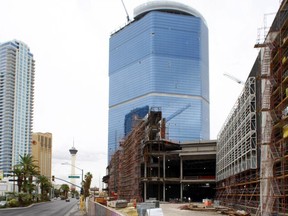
left=223, top=73, right=245, bottom=85
left=166, top=104, right=191, bottom=123
left=121, top=0, right=130, bottom=22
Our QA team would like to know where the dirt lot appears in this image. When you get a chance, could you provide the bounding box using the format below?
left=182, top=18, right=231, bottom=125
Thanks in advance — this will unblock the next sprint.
left=117, top=202, right=234, bottom=216
left=160, top=203, right=220, bottom=216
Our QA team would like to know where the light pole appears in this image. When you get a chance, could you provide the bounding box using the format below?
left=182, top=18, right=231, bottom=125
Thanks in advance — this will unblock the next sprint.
left=61, top=162, right=84, bottom=190
left=62, top=162, right=85, bottom=211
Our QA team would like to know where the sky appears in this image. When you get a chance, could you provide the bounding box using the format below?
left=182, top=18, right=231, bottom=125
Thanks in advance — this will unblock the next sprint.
left=0, top=0, right=281, bottom=188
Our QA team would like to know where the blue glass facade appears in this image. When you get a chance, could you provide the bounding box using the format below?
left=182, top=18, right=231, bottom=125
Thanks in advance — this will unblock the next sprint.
left=0, top=40, right=34, bottom=175
left=108, top=5, right=209, bottom=161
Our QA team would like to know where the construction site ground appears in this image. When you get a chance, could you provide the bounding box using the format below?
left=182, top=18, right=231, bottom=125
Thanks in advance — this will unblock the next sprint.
left=117, top=202, right=248, bottom=216
left=160, top=203, right=219, bottom=216
left=116, top=202, right=251, bottom=216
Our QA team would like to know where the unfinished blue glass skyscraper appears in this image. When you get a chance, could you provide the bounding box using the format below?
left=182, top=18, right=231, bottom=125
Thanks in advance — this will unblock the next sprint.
left=108, top=1, right=209, bottom=161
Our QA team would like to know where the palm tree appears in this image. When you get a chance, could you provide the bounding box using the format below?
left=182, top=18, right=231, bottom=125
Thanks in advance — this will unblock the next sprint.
left=83, top=172, right=93, bottom=199
left=54, top=188, right=60, bottom=198
left=36, top=175, right=52, bottom=201
left=12, top=165, right=24, bottom=192
left=27, top=166, right=40, bottom=195
left=60, top=184, right=70, bottom=199
left=18, top=154, right=39, bottom=194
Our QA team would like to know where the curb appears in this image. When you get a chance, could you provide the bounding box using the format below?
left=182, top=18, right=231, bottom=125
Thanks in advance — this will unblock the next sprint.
left=0, top=201, right=48, bottom=210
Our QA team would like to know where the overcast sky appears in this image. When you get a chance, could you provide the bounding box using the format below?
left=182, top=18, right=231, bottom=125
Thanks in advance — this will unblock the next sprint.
left=0, top=0, right=280, bottom=188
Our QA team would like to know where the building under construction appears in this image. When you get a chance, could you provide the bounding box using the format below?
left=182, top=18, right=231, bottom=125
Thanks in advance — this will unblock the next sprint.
left=216, top=1, right=288, bottom=215
left=104, top=107, right=216, bottom=203
left=104, top=2, right=288, bottom=215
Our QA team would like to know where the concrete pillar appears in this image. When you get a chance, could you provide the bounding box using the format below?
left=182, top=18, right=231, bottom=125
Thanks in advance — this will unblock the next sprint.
left=163, top=154, right=166, bottom=179
left=144, top=161, right=147, bottom=178
left=180, top=157, right=183, bottom=180
left=180, top=157, right=183, bottom=201
left=163, top=182, right=166, bottom=202
left=180, top=183, right=183, bottom=202
left=144, top=182, right=147, bottom=201
left=144, top=161, right=147, bottom=201
left=163, top=154, right=166, bottom=202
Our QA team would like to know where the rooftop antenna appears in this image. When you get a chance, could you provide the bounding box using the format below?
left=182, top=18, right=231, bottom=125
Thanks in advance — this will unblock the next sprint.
left=121, top=0, right=130, bottom=22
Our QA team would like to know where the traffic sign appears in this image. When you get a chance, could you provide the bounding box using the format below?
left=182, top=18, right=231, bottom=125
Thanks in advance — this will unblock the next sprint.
left=68, top=176, right=80, bottom=178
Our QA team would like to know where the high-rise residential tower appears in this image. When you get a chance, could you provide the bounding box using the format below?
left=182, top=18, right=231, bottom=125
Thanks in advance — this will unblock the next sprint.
left=0, top=40, right=35, bottom=175
left=108, top=0, right=209, bottom=161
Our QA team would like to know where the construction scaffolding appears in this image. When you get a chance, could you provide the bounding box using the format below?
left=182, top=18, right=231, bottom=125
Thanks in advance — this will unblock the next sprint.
left=216, top=77, right=257, bottom=182
left=254, top=2, right=288, bottom=215
left=216, top=2, right=288, bottom=215
left=106, top=107, right=217, bottom=203
left=216, top=77, right=258, bottom=213
left=117, top=115, right=146, bottom=202
left=257, top=31, right=279, bottom=216
left=107, top=149, right=121, bottom=197
left=108, top=107, right=163, bottom=202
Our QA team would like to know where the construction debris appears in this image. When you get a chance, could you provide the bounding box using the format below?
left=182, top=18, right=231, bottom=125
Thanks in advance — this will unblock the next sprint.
left=178, top=203, right=250, bottom=216
left=107, top=200, right=128, bottom=208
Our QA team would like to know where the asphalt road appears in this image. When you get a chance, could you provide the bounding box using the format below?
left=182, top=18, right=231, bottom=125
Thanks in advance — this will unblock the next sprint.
left=0, top=198, right=78, bottom=216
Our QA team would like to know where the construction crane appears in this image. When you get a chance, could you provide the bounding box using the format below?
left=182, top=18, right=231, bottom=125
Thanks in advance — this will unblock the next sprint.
left=120, top=0, right=130, bottom=22
left=161, top=104, right=191, bottom=139
left=223, top=73, right=245, bottom=85
left=166, top=104, right=192, bottom=123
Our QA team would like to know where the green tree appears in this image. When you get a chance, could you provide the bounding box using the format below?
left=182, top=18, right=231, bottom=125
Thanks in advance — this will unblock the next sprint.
left=83, top=172, right=93, bottom=199
left=12, top=165, right=24, bottom=192
left=60, top=184, right=70, bottom=199
left=27, top=165, right=39, bottom=195
left=18, top=154, right=39, bottom=194
left=70, top=187, right=77, bottom=198
left=54, top=188, right=60, bottom=198
left=36, top=175, right=52, bottom=201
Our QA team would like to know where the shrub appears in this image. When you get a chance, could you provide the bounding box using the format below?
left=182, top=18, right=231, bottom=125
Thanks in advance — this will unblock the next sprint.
left=7, top=199, right=19, bottom=207
left=5, top=192, right=17, bottom=201
left=18, top=193, right=33, bottom=206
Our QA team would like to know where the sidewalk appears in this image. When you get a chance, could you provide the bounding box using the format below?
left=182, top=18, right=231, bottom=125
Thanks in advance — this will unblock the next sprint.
left=65, top=202, right=87, bottom=216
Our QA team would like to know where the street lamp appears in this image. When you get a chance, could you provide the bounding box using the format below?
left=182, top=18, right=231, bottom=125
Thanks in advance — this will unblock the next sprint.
left=61, top=162, right=84, bottom=188
left=62, top=162, right=85, bottom=211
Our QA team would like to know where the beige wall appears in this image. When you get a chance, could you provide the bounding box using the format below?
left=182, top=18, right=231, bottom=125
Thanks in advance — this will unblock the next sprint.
left=32, top=132, right=52, bottom=179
